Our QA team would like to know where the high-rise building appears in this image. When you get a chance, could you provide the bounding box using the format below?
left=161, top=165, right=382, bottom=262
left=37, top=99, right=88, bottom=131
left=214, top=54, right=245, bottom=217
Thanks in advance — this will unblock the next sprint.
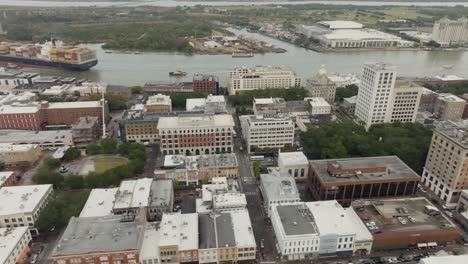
left=239, top=114, right=295, bottom=153
left=306, top=67, right=336, bottom=103
left=388, top=80, right=422, bottom=123
left=355, top=63, right=397, bottom=130
left=227, top=65, right=302, bottom=95
left=157, top=114, right=235, bottom=155
left=433, top=93, right=466, bottom=120
left=421, top=120, right=468, bottom=205
left=432, top=17, right=468, bottom=46
left=355, top=63, right=422, bottom=130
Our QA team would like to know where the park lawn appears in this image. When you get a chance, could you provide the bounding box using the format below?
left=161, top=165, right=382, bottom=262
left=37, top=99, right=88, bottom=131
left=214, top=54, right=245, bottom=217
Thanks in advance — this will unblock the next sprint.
left=94, top=156, right=129, bottom=174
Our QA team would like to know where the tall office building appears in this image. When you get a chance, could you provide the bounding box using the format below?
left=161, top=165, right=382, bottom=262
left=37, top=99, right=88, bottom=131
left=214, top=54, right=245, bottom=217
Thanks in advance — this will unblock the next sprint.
left=355, top=63, right=421, bottom=130
left=355, top=63, right=397, bottom=130
left=421, top=120, right=468, bottom=205
left=432, top=17, right=468, bottom=46
left=227, top=65, right=302, bottom=95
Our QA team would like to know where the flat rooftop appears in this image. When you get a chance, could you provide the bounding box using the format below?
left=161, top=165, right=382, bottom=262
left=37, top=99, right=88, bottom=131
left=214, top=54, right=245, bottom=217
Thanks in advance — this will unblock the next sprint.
left=0, top=130, right=72, bottom=143
left=421, top=255, right=468, bottom=264
left=0, top=184, right=52, bottom=215
left=0, top=104, right=40, bottom=114
left=47, top=101, right=102, bottom=109
left=354, top=197, right=455, bottom=233
left=157, top=114, right=234, bottom=129
left=52, top=216, right=143, bottom=257
left=149, top=180, right=173, bottom=207
left=140, top=222, right=161, bottom=261
left=79, top=188, right=117, bottom=218
left=163, top=153, right=238, bottom=170
left=213, top=193, right=247, bottom=209
left=437, top=93, right=465, bottom=103
left=199, top=209, right=255, bottom=249
left=278, top=151, right=308, bottom=166
left=260, top=172, right=300, bottom=201
left=113, top=178, right=152, bottom=210
left=0, top=143, right=38, bottom=152
left=318, top=20, right=364, bottom=29
left=159, top=212, right=198, bottom=250
left=433, top=120, right=468, bottom=149
left=276, top=204, right=318, bottom=236
left=309, top=156, right=420, bottom=184
left=0, top=227, right=30, bottom=263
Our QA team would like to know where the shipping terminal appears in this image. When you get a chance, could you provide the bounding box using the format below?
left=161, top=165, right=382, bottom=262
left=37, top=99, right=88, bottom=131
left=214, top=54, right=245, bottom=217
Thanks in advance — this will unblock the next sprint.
left=0, top=40, right=98, bottom=71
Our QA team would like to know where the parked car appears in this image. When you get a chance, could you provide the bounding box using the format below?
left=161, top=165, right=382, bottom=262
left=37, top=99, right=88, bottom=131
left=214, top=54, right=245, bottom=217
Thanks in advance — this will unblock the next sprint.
left=445, top=211, right=454, bottom=218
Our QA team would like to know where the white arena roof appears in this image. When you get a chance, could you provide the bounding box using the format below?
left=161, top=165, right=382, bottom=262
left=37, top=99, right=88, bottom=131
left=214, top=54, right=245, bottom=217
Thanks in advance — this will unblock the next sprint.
left=318, top=21, right=364, bottom=29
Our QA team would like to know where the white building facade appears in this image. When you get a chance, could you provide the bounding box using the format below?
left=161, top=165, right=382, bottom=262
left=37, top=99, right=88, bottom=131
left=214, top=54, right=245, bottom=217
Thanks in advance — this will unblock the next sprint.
left=0, top=184, right=54, bottom=230
left=0, top=227, right=32, bottom=264
left=228, top=66, right=302, bottom=95
left=355, top=63, right=397, bottom=130
left=240, top=114, right=294, bottom=153
left=278, top=151, right=309, bottom=180
left=432, top=17, right=468, bottom=46
left=157, top=114, right=235, bottom=155
left=307, top=97, right=332, bottom=115
left=271, top=201, right=373, bottom=261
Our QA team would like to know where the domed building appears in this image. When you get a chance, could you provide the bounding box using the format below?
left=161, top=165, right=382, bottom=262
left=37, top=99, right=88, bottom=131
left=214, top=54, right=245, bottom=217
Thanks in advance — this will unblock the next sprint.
left=305, top=65, right=336, bottom=103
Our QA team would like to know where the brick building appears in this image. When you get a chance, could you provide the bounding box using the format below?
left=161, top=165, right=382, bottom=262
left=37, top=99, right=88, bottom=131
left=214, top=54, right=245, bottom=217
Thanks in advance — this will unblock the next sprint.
left=50, top=216, right=142, bottom=264
left=0, top=171, right=17, bottom=187
left=157, top=114, right=235, bottom=155
left=193, top=74, right=219, bottom=94
left=0, top=100, right=109, bottom=134
left=308, top=156, right=420, bottom=205
left=352, top=198, right=460, bottom=250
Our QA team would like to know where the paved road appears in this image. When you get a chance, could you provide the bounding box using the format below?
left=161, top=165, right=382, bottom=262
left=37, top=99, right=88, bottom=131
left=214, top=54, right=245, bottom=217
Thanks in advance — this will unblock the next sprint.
left=144, top=144, right=159, bottom=178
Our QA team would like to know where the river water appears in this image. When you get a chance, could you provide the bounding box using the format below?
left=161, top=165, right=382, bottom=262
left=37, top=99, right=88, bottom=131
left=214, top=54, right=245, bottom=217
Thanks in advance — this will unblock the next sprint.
left=26, top=28, right=468, bottom=86
left=1, top=0, right=468, bottom=7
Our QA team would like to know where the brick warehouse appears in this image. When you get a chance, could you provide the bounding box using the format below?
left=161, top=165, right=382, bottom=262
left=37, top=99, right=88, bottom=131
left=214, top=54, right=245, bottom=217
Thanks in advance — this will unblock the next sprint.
left=308, top=156, right=420, bottom=206
left=193, top=74, right=219, bottom=94
left=0, top=100, right=109, bottom=134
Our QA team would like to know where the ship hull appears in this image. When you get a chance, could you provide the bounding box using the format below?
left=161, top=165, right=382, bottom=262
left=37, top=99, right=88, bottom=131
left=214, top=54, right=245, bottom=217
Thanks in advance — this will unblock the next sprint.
left=0, top=55, right=98, bottom=71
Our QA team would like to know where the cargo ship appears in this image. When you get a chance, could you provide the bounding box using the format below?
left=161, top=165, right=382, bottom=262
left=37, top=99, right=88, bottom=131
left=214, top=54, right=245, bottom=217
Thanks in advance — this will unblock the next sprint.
left=0, top=40, right=98, bottom=71
left=169, top=70, right=187, bottom=77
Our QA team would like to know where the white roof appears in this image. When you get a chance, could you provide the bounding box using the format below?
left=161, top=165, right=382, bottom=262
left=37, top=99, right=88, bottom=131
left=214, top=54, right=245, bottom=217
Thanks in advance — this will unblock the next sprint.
left=323, top=28, right=403, bottom=41
left=202, top=177, right=228, bottom=202
left=438, top=93, right=465, bottom=103
left=343, top=95, right=357, bottom=104
left=0, top=104, right=40, bottom=114
left=79, top=188, right=118, bottom=218
left=213, top=193, right=247, bottom=209
left=146, top=94, right=171, bottom=106
left=139, top=223, right=161, bottom=261
left=47, top=101, right=101, bottom=109
left=164, top=155, right=186, bottom=167
left=0, top=143, right=38, bottom=152
left=0, top=227, right=30, bottom=263
left=186, top=98, right=207, bottom=111
left=254, top=98, right=275, bottom=105
left=434, top=75, right=464, bottom=81
left=231, top=209, right=256, bottom=247
left=420, top=255, right=468, bottom=264
left=0, top=184, right=52, bottom=216
left=319, top=21, right=364, bottom=29
left=308, top=97, right=330, bottom=108
left=0, top=171, right=14, bottom=186
left=306, top=200, right=372, bottom=241
left=113, top=178, right=152, bottom=210
left=159, top=212, right=198, bottom=250
left=278, top=151, right=308, bottom=166
left=206, top=95, right=225, bottom=103
left=157, top=114, right=234, bottom=129
left=260, top=172, right=300, bottom=201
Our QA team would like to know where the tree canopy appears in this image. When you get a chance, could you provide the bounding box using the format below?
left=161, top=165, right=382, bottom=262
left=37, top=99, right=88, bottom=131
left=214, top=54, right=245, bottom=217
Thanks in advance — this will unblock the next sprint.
left=228, top=87, right=309, bottom=106
left=301, top=122, right=433, bottom=173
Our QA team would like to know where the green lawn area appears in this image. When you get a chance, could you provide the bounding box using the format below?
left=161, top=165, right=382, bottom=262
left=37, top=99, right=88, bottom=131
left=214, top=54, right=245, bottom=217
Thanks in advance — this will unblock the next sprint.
left=93, top=156, right=129, bottom=174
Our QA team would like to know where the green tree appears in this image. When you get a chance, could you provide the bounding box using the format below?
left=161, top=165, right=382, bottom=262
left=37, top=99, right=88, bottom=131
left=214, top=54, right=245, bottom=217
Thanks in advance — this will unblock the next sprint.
left=131, top=86, right=142, bottom=94
left=63, top=147, right=81, bottom=161
left=100, top=138, right=118, bottom=154
left=253, top=161, right=262, bottom=177
left=86, top=143, right=101, bottom=155
left=35, top=190, right=90, bottom=232
left=89, top=93, right=127, bottom=111
left=201, top=177, right=210, bottom=184
left=64, top=175, right=85, bottom=189
left=44, top=158, right=61, bottom=169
